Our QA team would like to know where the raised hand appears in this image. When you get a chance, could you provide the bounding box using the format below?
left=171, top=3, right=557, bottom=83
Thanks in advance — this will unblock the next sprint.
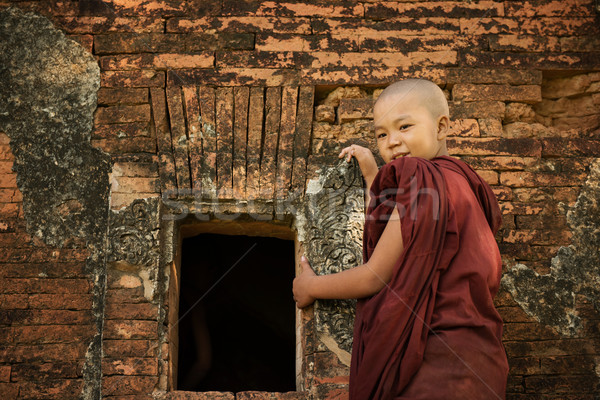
left=338, top=144, right=379, bottom=182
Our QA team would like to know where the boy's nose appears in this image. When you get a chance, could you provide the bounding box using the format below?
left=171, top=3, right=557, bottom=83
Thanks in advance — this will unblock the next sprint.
left=388, top=131, right=402, bottom=145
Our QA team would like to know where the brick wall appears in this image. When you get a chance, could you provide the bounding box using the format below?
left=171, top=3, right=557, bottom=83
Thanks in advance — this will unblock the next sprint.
left=1, top=0, right=599, bottom=399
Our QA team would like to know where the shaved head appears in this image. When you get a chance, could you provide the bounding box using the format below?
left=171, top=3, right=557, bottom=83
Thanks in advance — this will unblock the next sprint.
left=375, top=79, right=449, bottom=121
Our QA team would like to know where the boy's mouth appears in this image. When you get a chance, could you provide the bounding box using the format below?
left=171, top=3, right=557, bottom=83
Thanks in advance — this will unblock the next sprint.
left=392, top=152, right=409, bottom=159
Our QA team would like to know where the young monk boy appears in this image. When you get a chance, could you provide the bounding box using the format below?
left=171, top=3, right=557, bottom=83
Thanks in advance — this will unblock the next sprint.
left=292, top=78, right=509, bottom=399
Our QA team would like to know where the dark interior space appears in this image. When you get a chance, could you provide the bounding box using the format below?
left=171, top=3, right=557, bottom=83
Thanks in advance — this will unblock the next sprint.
left=177, top=233, right=296, bottom=393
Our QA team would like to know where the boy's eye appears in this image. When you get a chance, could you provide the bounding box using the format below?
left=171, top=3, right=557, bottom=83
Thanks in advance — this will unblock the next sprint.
left=399, top=124, right=411, bottom=130
left=377, top=132, right=386, bottom=139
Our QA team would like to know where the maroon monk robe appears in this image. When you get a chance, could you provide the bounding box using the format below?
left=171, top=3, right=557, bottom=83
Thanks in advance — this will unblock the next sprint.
left=349, top=155, right=508, bottom=399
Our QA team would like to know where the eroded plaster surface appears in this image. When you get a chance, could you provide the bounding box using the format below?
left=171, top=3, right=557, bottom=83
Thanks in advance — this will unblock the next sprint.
left=0, top=7, right=112, bottom=398
left=502, top=159, right=600, bottom=336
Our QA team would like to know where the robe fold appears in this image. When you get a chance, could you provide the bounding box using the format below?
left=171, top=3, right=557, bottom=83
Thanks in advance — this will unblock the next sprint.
left=349, top=155, right=508, bottom=400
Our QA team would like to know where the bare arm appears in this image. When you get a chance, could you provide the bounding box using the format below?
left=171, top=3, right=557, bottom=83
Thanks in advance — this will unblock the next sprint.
left=293, top=205, right=404, bottom=307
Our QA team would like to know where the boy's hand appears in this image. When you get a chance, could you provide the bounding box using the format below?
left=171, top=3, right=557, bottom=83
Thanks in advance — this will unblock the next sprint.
left=339, top=144, right=379, bottom=182
left=293, top=255, right=317, bottom=309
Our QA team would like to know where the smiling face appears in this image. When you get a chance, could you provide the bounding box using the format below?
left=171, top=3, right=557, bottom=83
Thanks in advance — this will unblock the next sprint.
left=373, top=82, right=450, bottom=164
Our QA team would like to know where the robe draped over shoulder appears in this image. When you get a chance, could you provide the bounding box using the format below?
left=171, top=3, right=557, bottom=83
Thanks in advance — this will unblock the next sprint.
left=349, top=155, right=508, bottom=400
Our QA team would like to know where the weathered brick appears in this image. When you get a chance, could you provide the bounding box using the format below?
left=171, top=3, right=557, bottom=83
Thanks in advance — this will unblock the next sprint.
left=98, top=88, right=149, bottom=105
left=185, top=32, right=255, bottom=52
left=93, top=122, right=151, bottom=139
left=0, top=343, right=87, bottom=363
left=223, top=1, right=363, bottom=17
left=256, top=32, right=359, bottom=52
left=54, top=16, right=163, bottom=33
left=311, top=17, right=460, bottom=35
left=0, top=294, right=28, bottom=309
left=337, top=98, right=374, bottom=123
left=27, top=293, right=93, bottom=310
left=449, top=101, right=506, bottom=119
left=500, top=171, right=587, bottom=187
left=459, top=17, right=519, bottom=35
left=215, top=87, right=234, bottom=199
left=111, top=162, right=158, bottom=178
left=166, top=86, right=192, bottom=194
left=448, top=138, right=541, bottom=157
left=452, top=84, right=541, bottom=104
left=505, top=0, right=594, bottom=17
left=540, top=355, right=597, bottom=375
left=0, top=382, right=18, bottom=400
left=489, top=34, right=560, bottom=52
left=198, top=86, right=218, bottom=198
left=275, top=86, right=298, bottom=199
left=259, top=86, right=281, bottom=200
left=102, top=375, right=159, bottom=396
left=365, top=1, right=503, bottom=19
left=104, top=302, right=158, bottom=320
left=0, top=365, right=10, bottom=382
left=94, top=33, right=187, bottom=54
left=0, top=278, right=91, bottom=294
left=460, top=51, right=600, bottom=70
left=167, top=16, right=311, bottom=34
left=524, top=375, right=599, bottom=393
left=560, top=35, right=600, bottom=52
left=67, top=34, right=93, bottom=52
left=246, top=87, right=265, bottom=200
left=10, top=362, right=80, bottom=381
left=17, top=378, right=83, bottom=398
left=447, top=67, right=542, bottom=85
left=308, top=51, right=457, bottom=68
left=216, top=50, right=298, bottom=69
left=92, top=137, right=156, bottom=155
left=541, top=138, right=600, bottom=157
left=103, top=320, right=158, bottom=340
left=96, top=0, right=221, bottom=17
left=100, top=53, right=214, bottom=70
left=101, top=70, right=165, bottom=88
left=103, top=340, right=158, bottom=358
left=447, top=119, right=479, bottom=137
left=360, top=34, right=484, bottom=53
left=233, top=86, right=250, bottom=199
left=168, top=68, right=300, bottom=87
left=181, top=86, right=203, bottom=193
left=150, top=88, right=177, bottom=195
left=111, top=177, right=160, bottom=193
left=94, top=105, right=151, bottom=125
left=102, top=358, right=158, bottom=376
left=11, top=325, right=95, bottom=344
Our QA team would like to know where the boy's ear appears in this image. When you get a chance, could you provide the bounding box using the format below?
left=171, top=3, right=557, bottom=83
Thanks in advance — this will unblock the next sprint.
left=436, top=115, right=450, bottom=140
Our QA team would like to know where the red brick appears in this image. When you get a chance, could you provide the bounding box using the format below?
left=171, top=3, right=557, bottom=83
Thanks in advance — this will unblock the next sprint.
left=98, top=88, right=149, bottom=105
left=106, top=287, right=147, bottom=304
left=27, top=294, right=93, bottom=310
left=0, top=144, right=15, bottom=161
left=500, top=171, right=587, bottom=187
left=448, top=138, right=541, bottom=157
left=10, top=362, right=80, bottom=381
left=150, top=88, right=177, bottom=194
left=0, top=309, right=92, bottom=325
left=246, top=87, right=265, bottom=200
left=446, top=68, right=542, bottom=85
left=0, top=294, right=28, bottom=309
left=166, top=87, right=192, bottom=194
left=233, top=86, right=249, bottom=199
left=102, top=358, right=158, bottom=376
left=94, top=33, right=186, bottom=54
left=0, top=278, right=91, bottom=294
left=104, top=302, right=158, bottom=320
left=489, top=34, right=560, bottom=52
left=54, top=16, right=163, bottom=33
left=103, top=375, right=158, bottom=396
left=475, top=170, right=499, bottom=185
left=447, top=119, right=479, bottom=137
left=365, top=1, right=503, bottom=18
left=93, top=122, right=151, bottom=139
left=182, top=86, right=203, bottom=193
left=0, top=173, right=17, bottom=189
left=101, top=70, right=165, bottom=88
left=0, top=383, right=18, bottom=400
left=103, top=340, right=158, bottom=358
left=95, top=105, right=151, bottom=125
left=11, top=324, right=95, bottom=344
left=98, top=0, right=221, bottom=17
left=216, top=50, right=298, bottom=69
left=453, top=84, right=541, bottom=103
left=276, top=86, right=298, bottom=199
left=0, top=189, right=21, bottom=203
left=215, top=87, right=234, bottom=199
left=0, top=365, right=10, bottom=382
left=505, top=1, right=594, bottom=17
left=224, top=1, right=363, bottom=17
left=198, top=86, right=218, bottom=198
left=308, top=51, right=457, bottom=69
left=0, top=343, right=87, bottom=363
left=92, top=137, right=156, bottom=155
left=311, top=17, right=460, bottom=35
left=101, top=53, right=214, bottom=70
left=167, top=16, right=312, bottom=34
left=259, top=86, right=281, bottom=200
left=337, top=98, right=373, bottom=123
left=541, top=138, right=600, bottom=157
left=499, top=202, right=544, bottom=215
left=103, top=320, right=158, bottom=340
left=0, top=261, right=86, bottom=278
left=18, top=379, right=83, bottom=399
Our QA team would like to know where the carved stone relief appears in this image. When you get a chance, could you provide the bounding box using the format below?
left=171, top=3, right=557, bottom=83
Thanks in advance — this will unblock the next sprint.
left=296, top=158, right=365, bottom=356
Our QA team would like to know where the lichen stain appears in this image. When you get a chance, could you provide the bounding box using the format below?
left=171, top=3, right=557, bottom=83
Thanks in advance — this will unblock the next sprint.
left=501, top=158, right=600, bottom=337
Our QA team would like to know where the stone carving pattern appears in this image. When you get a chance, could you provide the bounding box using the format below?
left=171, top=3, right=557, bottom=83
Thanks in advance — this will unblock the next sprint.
left=304, top=159, right=365, bottom=353
left=108, top=197, right=161, bottom=268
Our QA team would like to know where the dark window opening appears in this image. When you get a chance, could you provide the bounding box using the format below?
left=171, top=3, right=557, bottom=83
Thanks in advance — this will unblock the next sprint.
left=177, top=233, right=296, bottom=393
